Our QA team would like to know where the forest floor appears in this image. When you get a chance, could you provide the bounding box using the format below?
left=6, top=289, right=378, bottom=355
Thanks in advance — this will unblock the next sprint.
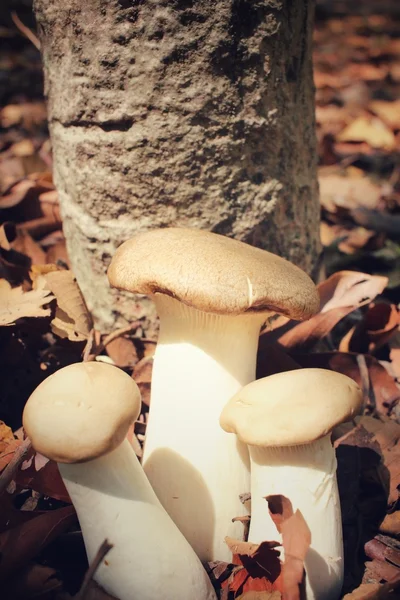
left=1, top=2, right=400, bottom=599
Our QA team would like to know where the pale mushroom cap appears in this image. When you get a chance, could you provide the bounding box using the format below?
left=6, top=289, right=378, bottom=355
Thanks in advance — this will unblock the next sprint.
left=23, top=362, right=141, bottom=463
left=220, top=368, right=362, bottom=447
left=108, top=228, right=319, bottom=320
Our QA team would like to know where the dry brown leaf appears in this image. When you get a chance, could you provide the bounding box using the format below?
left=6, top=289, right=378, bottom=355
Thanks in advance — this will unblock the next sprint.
left=260, top=272, right=388, bottom=354
left=342, top=578, right=400, bottom=599
left=319, top=171, right=382, bottom=212
left=238, top=592, right=282, bottom=600
left=0, top=505, right=76, bottom=582
left=16, top=453, right=70, bottom=503
left=0, top=103, right=47, bottom=129
left=0, top=279, right=54, bottom=326
left=363, top=558, right=400, bottom=585
left=0, top=421, right=15, bottom=447
left=337, top=116, right=396, bottom=150
left=380, top=511, right=400, bottom=536
left=267, top=496, right=311, bottom=600
left=2, top=563, right=63, bottom=600
left=223, top=539, right=283, bottom=596
left=369, top=100, right=400, bottom=130
left=277, top=306, right=355, bottom=352
left=106, top=337, right=138, bottom=368
left=319, top=271, right=388, bottom=313
left=11, top=139, right=35, bottom=158
left=132, top=356, right=153, bottom=406
left=0, top=421, right=22, bottom=472
left=13, top=228, right=46, bottom=265
left=339, top=303, right=400, bottom=354
left=33, top=269, right=93, bottom=341
left=320, top=222, right=375, bottom=254
left=351, top=208, right=400, bottom=238
left=336, top=416, right=400, bottom=506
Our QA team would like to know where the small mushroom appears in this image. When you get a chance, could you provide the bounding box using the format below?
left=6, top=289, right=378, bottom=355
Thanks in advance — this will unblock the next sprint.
left=23, top=362, right=217, bottom=600
left=220, top=368, right=362, bottom=600
left=108, top=227, right=319, bottom=561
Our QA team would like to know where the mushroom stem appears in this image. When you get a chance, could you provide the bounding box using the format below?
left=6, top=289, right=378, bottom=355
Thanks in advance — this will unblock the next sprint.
left=142, top=295, right=266, bottom=562
left=60, top=439, right=217, bottom=600
left=248, top=435, right=343, bottom=600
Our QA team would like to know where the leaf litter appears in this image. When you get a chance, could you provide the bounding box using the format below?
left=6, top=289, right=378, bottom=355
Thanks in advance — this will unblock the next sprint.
left=1, top=2, right=400, bottom=599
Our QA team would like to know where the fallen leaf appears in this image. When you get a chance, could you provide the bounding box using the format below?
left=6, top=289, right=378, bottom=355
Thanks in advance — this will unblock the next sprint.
left=0, top=103, right=47, bottom=129
left=267, top=496, right=311, bottom=600
left=33, top=270, right=93, bottom=341
left=12, top=228, right=47, bottom=265
left=0, top=421, right=16, bottom=447
left=369, top=100, right=400, bottom=130
left=338, top=116, right=396, bottom=151
left=10, top=139, right=35, bottom=158
left=2, top=563, right=63, bottom=600
left=363, top=558, right=400, bottom=585
left=336, top=416, right=400, bottom=506
left=237, top=593, right=281, bottom=600
left=106, top=336, right=138, bottom=369
left=259, top=272, right=388, bottom=354
left=339, top=303, right=400, bottom=354
left=0, top=279, right=54, bottom=326
left=132, top=356, right=153, bottom=406
left=0, top=421, right=22, bottom=472
left=319, top=171, right=382, bottom=212
left=320, top=222, right=375, bottom=254
left=0, top=505, right=76, bottom=582
left=351, top=208, right=400, bottom=239
left=16, top=454, right=70, bottom=503
left=380, top=512, right=400, bottom=537
left=319, top=271, right=388, bottom=312
left=342, top=582, right=391, bottom=599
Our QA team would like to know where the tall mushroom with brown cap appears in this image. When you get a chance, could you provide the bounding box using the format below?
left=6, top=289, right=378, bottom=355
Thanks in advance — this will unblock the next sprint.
left=220, top=368, right=362, bottom=600
left=23, top=362, right=217, bottom=600
left=108, top=227, right=319, bottom=562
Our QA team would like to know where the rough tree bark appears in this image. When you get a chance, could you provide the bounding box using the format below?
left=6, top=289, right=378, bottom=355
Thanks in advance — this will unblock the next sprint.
left=34, top=0, right=320, bottom=334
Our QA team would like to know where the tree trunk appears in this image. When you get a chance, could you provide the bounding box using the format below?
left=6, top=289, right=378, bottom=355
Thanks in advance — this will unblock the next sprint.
left=34, top=0, right=320, bottom=335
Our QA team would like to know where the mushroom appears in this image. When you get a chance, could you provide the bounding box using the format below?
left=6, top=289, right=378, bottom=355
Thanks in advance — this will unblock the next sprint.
left=108, top=227, right=319, bottom=562
left=220, top=368, right=363, bottom=600
left=23, top=362, right=217, bottom=600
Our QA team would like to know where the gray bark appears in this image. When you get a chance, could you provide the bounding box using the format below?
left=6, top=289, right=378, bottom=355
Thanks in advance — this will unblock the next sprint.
left=34, top=0, right=320, bottom=335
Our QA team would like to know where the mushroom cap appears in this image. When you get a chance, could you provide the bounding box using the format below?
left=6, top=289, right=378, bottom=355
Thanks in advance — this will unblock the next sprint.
left=23, top=362, right=141, bottom=463
left=108, top=228, right=319, bottom=320
left=220, top=368, right=362, bottom=447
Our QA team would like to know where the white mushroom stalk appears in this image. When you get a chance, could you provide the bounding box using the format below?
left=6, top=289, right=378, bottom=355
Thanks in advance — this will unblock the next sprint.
left=219, top=368, right=362, bottom=600
left=23, top=362, right=217, bottom=600
left=107, top=227, right=320, bottom=562
left=59, top=439, right=217, bottom=600
left=144, top=295, right=266, bottom=561
left=248, top=436, right=342, bottom=600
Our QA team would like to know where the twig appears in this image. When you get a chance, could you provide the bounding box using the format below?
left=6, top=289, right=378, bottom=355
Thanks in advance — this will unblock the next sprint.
left=0, top=438, right=32, bottom=496
left=11, top=11, right=41, bottom=50
left=82, top=328, right=96, bottom=362
left=87, top=322, right=142, bottom=361
left=75, top=539, right=113, bottom=600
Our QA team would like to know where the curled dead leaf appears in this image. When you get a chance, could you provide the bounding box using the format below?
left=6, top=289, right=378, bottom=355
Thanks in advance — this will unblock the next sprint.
left=32, top=269, right=92, bottom=341
left=266, top=496, right=311, bottom=600
left=0, top=505, right=76, bottom=582
left=0, top=279, right=54, bottom=326
left=339, top=303, right=400, bottom=354
left=259, top=271, right=388, bottom=354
